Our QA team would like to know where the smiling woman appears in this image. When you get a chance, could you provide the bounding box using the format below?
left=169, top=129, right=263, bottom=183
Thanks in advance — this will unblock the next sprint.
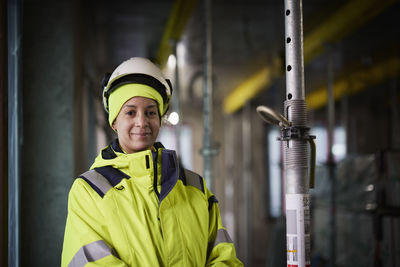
left=112, top=96, right=161, bottom=153
left=61, top=57, right=242, bottom=267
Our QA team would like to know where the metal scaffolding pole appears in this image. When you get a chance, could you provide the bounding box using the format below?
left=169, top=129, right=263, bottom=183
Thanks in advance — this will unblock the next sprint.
left=257, top=1, right=315, bottom=266
left=0, top=0, right=8, bottom=264
left=201, top=0, right=216, bottom=189
left=8, top=0, right=22, bottom=266
left=242, top=104, right=252, bottom=266
left=283, top=1, right=313, bottom=266
left=327, top=49, right=337, bottom=267
left=173, top=41, right=181, bottom=155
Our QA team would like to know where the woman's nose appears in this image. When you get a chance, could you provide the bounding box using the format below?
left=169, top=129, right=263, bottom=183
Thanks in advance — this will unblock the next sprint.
left=135, top=112, right=148, bottom=127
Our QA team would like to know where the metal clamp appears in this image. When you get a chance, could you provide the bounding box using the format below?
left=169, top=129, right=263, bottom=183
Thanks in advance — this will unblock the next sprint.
left=256, top=106, right=291, bottom=128
left=256, top=105, right=316, bottom=189
left=279, top=126, right=312, bottom=141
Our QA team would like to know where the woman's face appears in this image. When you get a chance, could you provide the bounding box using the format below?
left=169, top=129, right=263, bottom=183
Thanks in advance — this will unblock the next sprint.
left=112, top=96, right=161, bottom=153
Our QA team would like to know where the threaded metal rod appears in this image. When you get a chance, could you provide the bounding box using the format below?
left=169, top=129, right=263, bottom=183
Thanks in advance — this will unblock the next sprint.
left=284, top=99, right=309, bottom=194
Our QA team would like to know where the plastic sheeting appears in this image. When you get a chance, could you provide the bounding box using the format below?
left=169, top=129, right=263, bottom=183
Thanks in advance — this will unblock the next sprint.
left=312, top=152, right=400, bottom=267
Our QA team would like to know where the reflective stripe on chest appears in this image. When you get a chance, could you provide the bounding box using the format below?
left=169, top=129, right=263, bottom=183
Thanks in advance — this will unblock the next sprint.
left=81, top=147, right=208, bottom=200
left=79, top=166, right=130, bottom=198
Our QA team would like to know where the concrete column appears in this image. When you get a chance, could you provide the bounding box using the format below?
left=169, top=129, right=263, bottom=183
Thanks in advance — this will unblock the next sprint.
left=21, top=0, right=75, bottom=265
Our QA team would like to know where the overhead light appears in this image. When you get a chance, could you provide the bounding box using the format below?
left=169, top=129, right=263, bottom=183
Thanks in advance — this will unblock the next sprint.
left=167, top=54, right=176, bottom=69
left=332, top=143, right=346, bottom=158
left=168, top=111, right=180, bottom=125
left=177, top=42, right=186, bottom=66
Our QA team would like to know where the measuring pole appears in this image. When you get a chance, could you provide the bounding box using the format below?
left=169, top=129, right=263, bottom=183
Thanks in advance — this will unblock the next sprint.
left=283, top=1, right=313, bottom=267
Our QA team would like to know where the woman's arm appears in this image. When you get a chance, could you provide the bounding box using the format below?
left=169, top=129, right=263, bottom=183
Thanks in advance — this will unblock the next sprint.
left=61, top=179, right=128, bottom=267
left=205, top=189, right=243, bottom=267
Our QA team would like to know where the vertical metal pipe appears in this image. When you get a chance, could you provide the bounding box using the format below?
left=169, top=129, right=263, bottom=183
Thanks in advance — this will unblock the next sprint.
left=202, top=0, right=214, bottom=189
left=242, top=104, right=252, bottom=267
left=327, top=50, right=334, bottom=164
left=171, top=41, right=181, bottom=155
left=8, top=0, right=22, bottom=266
left=0, top=0, right=8, bottom=264
left=284, top=1, right=311, bottom=267
left=327, top=49, right=336, bottom=267
left=284, top=0, right=305, bottom=101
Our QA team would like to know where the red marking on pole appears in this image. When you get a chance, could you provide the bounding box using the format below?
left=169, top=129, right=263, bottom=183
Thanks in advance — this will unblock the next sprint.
left=288, top=265, right=298, bottom=267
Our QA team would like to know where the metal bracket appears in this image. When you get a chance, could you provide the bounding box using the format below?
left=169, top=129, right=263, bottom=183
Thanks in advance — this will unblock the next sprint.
left=256, top=105, right=316, bottom=189
left=279, top=126, right=315, bottom=141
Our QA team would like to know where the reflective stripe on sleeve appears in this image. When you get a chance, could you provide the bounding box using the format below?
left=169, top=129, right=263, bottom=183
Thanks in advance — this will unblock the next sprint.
left=207, top=229, right=234, bottom=258
left=68, top=240, right=119, bottom=267
left=80, top=169, right=113, bottom=197
left=214, top=228, right=233, bottom=247
left=183, top=169, right=204, bottom=193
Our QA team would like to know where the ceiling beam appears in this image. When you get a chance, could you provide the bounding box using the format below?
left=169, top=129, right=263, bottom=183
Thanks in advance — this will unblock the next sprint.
left=223, top=0, right=396, bottom=114
left=156, top=0, right=198, bottom=67
left=306, top=57, right=400, bottom=110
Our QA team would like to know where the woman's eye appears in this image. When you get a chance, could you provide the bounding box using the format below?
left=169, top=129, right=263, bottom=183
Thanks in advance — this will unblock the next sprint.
left=126, top=111, right=135, bottom=116
left=147, top=110, right=157, bottom=116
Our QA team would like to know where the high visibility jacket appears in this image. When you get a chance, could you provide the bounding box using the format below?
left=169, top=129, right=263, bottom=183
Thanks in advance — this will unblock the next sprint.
left=61, top=139, right=243, bottom=267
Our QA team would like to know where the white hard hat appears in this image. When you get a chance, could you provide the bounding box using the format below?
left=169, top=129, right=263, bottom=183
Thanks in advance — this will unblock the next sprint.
left=102, top=57, right=173, bottom=115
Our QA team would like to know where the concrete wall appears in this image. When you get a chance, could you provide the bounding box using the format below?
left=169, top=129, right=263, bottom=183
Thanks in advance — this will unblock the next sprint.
left=21, top=1, right=75, bottom=265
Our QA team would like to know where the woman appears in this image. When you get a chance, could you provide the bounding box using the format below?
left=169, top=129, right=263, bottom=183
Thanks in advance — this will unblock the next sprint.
left=61, top=57, right=243, bottom=266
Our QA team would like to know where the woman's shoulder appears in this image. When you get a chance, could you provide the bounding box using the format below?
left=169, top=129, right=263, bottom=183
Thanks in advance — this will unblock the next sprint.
left=180, top=168, right=205, bottom=194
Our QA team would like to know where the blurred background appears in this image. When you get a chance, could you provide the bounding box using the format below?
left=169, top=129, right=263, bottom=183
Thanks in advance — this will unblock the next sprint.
left=1, top=0, right=400, bottom=266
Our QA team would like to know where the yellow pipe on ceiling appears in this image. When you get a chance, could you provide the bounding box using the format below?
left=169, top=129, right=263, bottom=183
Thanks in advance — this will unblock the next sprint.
left=304, top=0, right=396, bottom=62
left=224, top=57, right=282, bottom=114
left=156, top=0, right=198, bottom=67
left=306, top=57, right=400, bottom=110
left=223, top=0, right=396, bottom=114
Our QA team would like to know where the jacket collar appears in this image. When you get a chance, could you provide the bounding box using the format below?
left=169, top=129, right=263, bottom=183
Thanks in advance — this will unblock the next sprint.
left=159, top=149, right=179, bottom=202
left=94, top=139, right=180, bottom=202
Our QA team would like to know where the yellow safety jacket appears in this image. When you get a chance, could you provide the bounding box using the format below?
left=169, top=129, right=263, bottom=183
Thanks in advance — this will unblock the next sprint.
left=61, top=139, right=243, bottom=267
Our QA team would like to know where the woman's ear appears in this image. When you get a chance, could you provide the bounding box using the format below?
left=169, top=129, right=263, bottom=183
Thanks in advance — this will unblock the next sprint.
left=112, top=121, right=117, bottom=132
